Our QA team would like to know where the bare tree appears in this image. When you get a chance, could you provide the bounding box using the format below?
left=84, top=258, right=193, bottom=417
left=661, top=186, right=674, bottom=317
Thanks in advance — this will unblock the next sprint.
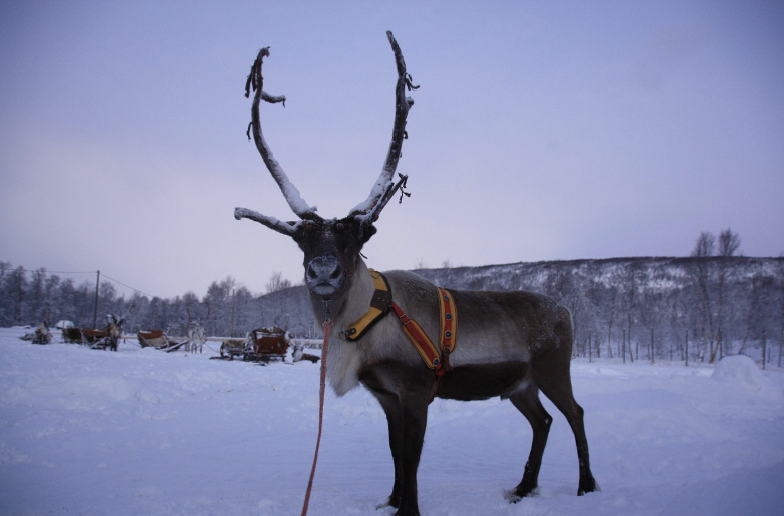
left=7, top=266, right=27, bottom=325
left=203, top=277, right=237, bottom=336
left=265, top=271, right=292, bottom=293
left=0, top=261, right=10, bottom=287
left=690, top=232, right=716, bottom=362
left=689, top=229, right=742, bottom=363
left=715, top=229, right=741, bottom=361
left=718, top=229, right=741, bottom=257
left=27, top=268, right=46, bottom=322
left=606, top=287, right=617, bottom=359
left=621, top=261, right=644, bottom=363
left=778, top=258, right=784, bottom=368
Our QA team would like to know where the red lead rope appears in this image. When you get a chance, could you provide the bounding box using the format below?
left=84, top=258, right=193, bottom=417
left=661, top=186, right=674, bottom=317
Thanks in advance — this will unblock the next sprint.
left=300, top=317, right=331, bottom=516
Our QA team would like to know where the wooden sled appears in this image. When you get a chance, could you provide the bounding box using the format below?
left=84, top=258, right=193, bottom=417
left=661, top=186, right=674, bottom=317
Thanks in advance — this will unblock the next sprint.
left=214, top=326, right=290, bottom=363
left=137, top=330, right=186, bottom=351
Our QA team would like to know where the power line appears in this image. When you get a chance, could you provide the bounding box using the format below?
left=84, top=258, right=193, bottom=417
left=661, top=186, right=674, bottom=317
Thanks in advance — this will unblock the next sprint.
left=17, top=268, right=95, bottom=275
left=101, top=273, right=157, bottom=299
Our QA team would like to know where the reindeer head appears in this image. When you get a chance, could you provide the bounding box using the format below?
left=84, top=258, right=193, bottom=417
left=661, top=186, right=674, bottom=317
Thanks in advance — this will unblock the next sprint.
left=107, top=313, right=125, bottom=337
left=234, top=31, right=417, bottom=301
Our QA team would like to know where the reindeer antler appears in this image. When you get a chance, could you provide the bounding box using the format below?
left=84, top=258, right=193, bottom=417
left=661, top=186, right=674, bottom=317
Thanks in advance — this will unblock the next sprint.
left=233, top=207, right=304, bottom=237
left=235, top=46, right=320, bottom=237
left=187, top=301, right=210, bottom=326
left=348, top=31, right=418, bottom=223
left=235, top=32, right=417, bottom=237
left=201, top=302, right=211, bottom=324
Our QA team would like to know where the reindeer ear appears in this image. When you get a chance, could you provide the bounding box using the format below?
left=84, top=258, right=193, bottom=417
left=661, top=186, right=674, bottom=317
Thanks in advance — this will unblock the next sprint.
left=289, top=219, right=320, bottom=248
left=333, top=217, right=376, bottom=247
left=357, top=222, right=377, bottom=245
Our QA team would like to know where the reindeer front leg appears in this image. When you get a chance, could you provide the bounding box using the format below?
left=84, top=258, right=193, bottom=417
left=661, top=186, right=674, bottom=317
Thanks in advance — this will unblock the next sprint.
left=397, top=391, right=428, bottom=516
left=371, top=389, right=405, bottom=508
left=361, top=363, right=432, bottom=516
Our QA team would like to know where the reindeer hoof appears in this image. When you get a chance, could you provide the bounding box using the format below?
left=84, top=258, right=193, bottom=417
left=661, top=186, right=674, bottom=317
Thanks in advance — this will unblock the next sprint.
left=393, top=505, right=420, bottom=516
left=376, top=491, right=401, bottom=510
left=578, top=477, right=600, bottom=496
left=505, top=485, right=539, bottom=503
left=374, top=500, right=394, bottom=511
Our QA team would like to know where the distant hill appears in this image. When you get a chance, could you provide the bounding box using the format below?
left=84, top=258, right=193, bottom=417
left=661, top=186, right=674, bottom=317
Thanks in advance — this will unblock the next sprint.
left=4, top=256, right=780, bottom=365
left=260, top=256, right=783, bottom=364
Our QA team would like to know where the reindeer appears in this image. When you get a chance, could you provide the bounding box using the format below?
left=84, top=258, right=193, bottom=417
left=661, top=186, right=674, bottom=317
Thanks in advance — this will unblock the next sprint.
left=234, top=32, right=598, bottom=516
left=102, top=304, right=134, bottom=351
left=32, top=321, right=52, bottom=345
left=104, top=313, right=125, bottom=352
left=292, top=341, right=320, bottom=364
left=186, top=303, right=209, bottom=353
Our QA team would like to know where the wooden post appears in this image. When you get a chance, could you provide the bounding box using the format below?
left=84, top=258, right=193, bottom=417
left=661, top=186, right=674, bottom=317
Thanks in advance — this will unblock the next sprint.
left=230, top=289, right=236, bottom=338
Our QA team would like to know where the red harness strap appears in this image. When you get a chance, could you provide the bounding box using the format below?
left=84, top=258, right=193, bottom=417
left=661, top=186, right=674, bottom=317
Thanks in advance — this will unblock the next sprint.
left=390, top=301, right=444, bottom=372
left=437, top=288, right=457, bottom=370
left=389, top=287, right=458, bottom=401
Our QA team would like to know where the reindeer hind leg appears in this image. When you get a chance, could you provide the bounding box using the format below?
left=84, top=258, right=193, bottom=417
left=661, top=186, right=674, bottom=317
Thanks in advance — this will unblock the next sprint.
left=533, top=355, right=599, bottom=496
left=507, top=384, right=552, bottom=501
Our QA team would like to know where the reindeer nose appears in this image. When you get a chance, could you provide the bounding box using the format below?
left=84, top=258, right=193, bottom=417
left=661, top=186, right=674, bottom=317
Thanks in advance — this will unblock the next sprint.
left=306, top=256, right=344, bottom=298
left=308, top=257, right=341, bottom=280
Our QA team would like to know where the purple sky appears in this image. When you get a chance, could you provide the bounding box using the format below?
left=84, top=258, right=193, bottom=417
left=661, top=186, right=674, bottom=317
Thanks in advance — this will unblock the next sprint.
left=1, top=1, right=782, bottom=299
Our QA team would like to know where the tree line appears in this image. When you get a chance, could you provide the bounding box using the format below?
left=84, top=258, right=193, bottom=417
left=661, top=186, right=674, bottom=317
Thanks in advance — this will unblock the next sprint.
left=0, top=263, right=308, bottom=341
left=3, top=230, right=782, bottom=367
left=418, top=230, right=783, bottom=368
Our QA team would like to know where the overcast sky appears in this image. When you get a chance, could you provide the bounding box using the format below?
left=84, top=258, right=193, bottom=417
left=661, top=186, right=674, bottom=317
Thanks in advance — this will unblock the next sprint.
left=1, top=0, right=782, bottom=299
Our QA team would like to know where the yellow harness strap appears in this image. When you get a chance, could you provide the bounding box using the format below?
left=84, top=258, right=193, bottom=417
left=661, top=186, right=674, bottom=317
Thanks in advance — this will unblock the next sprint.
left=344, top=269, right=458, bottom=373
left=343, top=269, right=391, bottom=342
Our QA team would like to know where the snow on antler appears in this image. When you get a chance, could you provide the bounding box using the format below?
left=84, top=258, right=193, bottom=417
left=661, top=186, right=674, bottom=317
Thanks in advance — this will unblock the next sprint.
left=233, top=207, right=302, bottom=237
left=243, top=47, right=318, bottom=221
left=236, top=33, right=416, bottom=236
left=348, top=31, right=418, bottom=222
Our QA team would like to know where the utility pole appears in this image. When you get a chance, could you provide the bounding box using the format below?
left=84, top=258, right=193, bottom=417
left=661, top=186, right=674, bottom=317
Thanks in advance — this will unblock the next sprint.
left=92, top=270, right=100, bottom=329
left=230, top=289, right=236, bottom=338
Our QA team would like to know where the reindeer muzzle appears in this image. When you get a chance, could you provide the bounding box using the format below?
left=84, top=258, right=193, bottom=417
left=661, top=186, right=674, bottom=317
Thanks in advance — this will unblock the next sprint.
left=306, top=255, right=344, bottom=299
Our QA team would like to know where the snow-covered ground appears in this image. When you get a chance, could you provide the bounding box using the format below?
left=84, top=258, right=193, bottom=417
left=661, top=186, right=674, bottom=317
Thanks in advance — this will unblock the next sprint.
left=1, top=327, right=783, bottom=516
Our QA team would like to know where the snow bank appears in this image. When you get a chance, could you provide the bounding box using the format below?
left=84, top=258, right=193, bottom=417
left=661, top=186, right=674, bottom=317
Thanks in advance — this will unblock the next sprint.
left=712, top=354, right=772, bottom=392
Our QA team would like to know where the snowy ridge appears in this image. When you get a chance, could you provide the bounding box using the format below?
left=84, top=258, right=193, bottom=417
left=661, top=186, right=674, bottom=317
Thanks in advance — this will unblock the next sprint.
left=262, top=257, right=782, bottom=364
left=413, top=256, right=777, bottom=294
